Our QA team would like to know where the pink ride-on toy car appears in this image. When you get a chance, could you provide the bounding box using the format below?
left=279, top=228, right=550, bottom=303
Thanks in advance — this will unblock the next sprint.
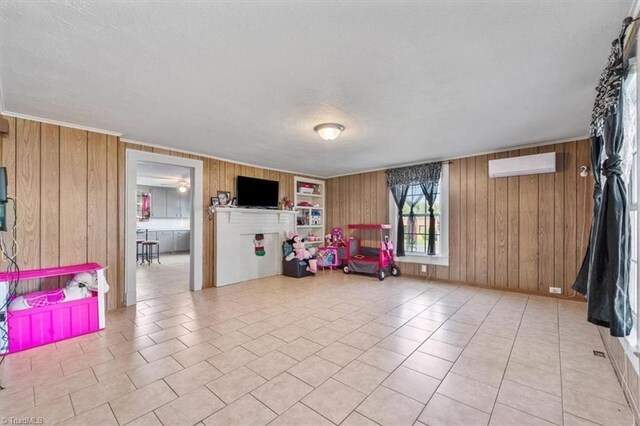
left=342, top=224, right=400, bottom=281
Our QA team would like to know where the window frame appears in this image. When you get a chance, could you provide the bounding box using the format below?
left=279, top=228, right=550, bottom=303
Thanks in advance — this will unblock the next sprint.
left=622, top=52, right=640, bottom=358
left=630, top=146, right=638, bottom=342
left=389, top=164, right=449, bottom=266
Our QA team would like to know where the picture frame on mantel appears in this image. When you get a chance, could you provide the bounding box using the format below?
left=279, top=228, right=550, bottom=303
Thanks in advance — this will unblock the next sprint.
left=217, top=191, right=231, bottom=206
left=211, top=196, right=219, bottom=206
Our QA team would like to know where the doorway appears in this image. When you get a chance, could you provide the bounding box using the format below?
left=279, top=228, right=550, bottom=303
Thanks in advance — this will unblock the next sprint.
left=125, top=150, right=203, bottom=306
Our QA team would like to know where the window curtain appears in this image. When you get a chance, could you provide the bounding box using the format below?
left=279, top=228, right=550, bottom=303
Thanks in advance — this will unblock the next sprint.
left=387, top=161, right=443, bottom=257
left=390, top=185, right=409, bottom=256
left=405, top=194, right=424, bottom=252
left=572, top=18, right=634, bottom=337
left=420, top=180, right=440, bottom=255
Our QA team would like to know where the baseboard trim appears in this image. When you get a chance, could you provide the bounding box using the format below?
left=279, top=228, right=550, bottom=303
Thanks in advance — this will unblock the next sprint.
left=403, top=274, right=586, bottom=301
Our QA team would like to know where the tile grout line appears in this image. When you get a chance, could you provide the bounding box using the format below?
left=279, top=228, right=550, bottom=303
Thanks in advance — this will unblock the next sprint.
left=486, top=294, right=529, bottom=425
left=234, top=287, right=462, bottom=424
left=333, top=285, right=490, bottom=423
left=487, top=298, right=571, bottom=426
left=270, top=283, right=464, bottom=425
left=558, top=299, right=566, bottom=426
left=12, top=280, right=623, bottom=426
left=413, top=290, right=510, bottom=419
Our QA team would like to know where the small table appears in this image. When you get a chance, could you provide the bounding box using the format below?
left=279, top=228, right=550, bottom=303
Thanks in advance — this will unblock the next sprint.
left=317, top=246, right=339, bottom=269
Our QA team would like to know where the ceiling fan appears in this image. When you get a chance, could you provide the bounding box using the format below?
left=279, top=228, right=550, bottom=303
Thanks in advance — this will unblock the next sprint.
left=157, top=180, right=190, bottom=193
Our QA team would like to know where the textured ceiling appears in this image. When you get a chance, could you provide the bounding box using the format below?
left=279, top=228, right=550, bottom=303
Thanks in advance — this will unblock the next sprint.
left=137, top=162, right=190, bottom=187
left=0, top=1, right=634, bottom=177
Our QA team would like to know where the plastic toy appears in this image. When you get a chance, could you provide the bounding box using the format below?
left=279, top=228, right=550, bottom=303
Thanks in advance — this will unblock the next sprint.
left=1, top=263, right=109, bottom=354
left=317, top=246, right=339, bottom=269
left=330, top=227, right=346, bottom=246
left=310, top=210, right=322, bottom=225
left=8, top=271, right=105, bottom=311
left=342, top=224, right=400, bottom=280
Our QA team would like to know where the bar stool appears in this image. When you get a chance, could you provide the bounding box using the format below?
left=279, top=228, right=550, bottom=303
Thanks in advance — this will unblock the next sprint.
left=136, top=240, right=145, bottom=264
left=142, top=240, right=161, bottom=265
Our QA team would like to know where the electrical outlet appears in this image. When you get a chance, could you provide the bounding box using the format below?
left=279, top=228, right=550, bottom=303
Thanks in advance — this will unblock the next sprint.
left=421, top=265, right=427, bottom=273
left=549, top=287, right=562, bottom=295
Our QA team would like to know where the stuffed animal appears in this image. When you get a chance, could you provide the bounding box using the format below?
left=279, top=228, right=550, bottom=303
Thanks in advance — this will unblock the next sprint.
left=8, top=271, right=107, bottom=311
left=307, top=259, right=318, bottom=274
left=285, top=231, right=298, bottom=261
left=285, top=232, right=309, bottom=261
left=291, top=234, right=311, bottom=261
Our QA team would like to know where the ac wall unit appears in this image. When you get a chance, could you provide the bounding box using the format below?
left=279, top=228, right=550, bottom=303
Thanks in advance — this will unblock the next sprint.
left=488, top=152, right=556, bottom=178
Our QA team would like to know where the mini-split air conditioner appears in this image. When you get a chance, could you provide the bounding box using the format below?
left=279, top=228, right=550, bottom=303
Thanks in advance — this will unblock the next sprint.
left=488, top=152, right=556, bottom=178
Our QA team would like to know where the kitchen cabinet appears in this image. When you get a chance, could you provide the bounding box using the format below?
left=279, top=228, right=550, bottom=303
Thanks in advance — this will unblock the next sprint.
left=179, top=194, right=191, bottom=219
left=157, top=231, right=174, bottom=253
left=150, top=188, right=167, bottom=218
left=174, top=231, right=190, bottom=252
left=146, top=186, right=191, bottom=219
left=138, top=230, right=190, bottom=253
left=166, top=191, right=181, bottom=218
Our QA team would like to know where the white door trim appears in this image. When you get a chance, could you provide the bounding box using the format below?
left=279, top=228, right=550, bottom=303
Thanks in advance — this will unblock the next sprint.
left=125, top=149, right=204, bottom=306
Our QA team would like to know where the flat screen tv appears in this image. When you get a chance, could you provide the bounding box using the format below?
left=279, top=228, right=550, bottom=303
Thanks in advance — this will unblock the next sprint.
left=237, top=176, right=279, bottom=208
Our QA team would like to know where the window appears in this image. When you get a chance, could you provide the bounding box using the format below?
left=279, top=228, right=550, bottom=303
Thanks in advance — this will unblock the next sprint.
left=630, top=144, right=637, bottom=318
left=624, top=58, right=638, bottom=344
left=389, top=165, right=449, bottom=265
left=401, top=184, right=442, bottom=255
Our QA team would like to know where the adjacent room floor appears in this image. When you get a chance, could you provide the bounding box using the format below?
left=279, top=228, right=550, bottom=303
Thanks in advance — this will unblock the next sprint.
left=136, top=253, right=190, bottom=302
left=0, top=273, right=632, bottom=425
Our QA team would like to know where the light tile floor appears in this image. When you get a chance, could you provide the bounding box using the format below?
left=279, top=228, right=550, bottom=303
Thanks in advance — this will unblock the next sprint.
left=136, top=253, right=190, bottom=301
left=0, top=273, right=633, bottom=425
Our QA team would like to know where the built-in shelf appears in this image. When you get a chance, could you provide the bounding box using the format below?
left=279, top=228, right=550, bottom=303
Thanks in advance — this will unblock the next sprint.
left=294, top=177, right=325, bottom=254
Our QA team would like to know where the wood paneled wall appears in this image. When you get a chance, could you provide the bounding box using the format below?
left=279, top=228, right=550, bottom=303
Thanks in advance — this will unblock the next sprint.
left=0, top=113, right=591, bottom=305
left=326, top=140, right=593, bottom=297
left=0, top=115, right=301, bottom=310
left=0, top=116, right=122, bottom=308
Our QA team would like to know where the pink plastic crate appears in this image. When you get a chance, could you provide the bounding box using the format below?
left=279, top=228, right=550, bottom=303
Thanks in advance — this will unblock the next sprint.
left=7, top=293, right=101, bottom=353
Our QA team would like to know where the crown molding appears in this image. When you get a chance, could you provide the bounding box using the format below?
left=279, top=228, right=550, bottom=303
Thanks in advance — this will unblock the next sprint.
left=0, top=110, right=123, bottom=136
left=325, top=134, right=589, bottom=179
left=120, top=137, right=325, bottom=179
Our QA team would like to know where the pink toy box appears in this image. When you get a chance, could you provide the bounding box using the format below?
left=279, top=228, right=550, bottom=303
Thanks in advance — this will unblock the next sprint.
left=0, top=263, right=108, bottom=354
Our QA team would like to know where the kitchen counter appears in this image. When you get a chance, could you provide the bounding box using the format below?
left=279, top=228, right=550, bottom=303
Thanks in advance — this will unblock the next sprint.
left=136, top=229, right=191, bottom=253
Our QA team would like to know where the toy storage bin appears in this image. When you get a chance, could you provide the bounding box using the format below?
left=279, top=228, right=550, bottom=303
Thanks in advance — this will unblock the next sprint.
left=8, top=293, right=100, bottom=353
left=0, top=262, right=108, bottom=354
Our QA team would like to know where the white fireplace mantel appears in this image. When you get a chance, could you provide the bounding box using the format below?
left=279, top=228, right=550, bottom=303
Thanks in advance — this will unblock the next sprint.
left=214, top=208, right=297, bottom=287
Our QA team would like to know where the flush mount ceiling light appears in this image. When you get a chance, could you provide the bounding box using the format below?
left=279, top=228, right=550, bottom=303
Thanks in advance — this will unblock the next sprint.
left=178, top=182, right=188, bottom=193
left=314, top=123, right=345, bottom=141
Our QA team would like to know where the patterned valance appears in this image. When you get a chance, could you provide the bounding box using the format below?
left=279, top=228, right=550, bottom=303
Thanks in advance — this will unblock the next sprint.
left=386, top=162, right=443, bottom=188
left=589, top=18, right=631, bottom=137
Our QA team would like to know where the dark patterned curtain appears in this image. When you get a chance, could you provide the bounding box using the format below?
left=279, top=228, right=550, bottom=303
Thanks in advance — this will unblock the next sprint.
left=572, top=18, right=634, bottom=337
left=406, top=194, right=424, bottom=252
left=387, top=162, right=443, bottom=256
left=420, top=181, right=440, bottom=255
left=390, top=185, right=409, bottom=256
